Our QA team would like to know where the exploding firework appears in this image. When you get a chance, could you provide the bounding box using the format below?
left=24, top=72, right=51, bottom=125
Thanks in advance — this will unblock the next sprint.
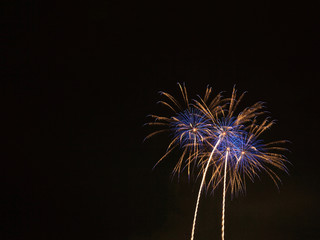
left=145, top=83, right=222, bottom=177
left=145, top=83, right=223, bottom=240
left=146, top=84, right=289, bottom=240
left=194, top=87, right=289, bottom=240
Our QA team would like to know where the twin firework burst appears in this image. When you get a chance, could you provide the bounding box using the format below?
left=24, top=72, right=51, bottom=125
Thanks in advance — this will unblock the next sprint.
left=145, top=83, right=289, bottom=240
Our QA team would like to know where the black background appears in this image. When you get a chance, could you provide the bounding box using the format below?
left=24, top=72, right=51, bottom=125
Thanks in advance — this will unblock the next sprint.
left=1, top=1, right=320, bottom=239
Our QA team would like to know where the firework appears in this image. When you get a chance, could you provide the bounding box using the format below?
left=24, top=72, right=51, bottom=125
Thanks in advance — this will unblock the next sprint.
left=146, top=84, right=289, bottom=240
left=195, top=87, right=289, bottom=240
left=145, top=83, right=222, bottom=177
left=146, top=84, right=224, bottom=240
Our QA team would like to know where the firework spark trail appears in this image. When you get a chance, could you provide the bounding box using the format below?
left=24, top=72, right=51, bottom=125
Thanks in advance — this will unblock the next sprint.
left=221, top=149, right=229, bottom=240
left=191, top=137, right=221, bottom=240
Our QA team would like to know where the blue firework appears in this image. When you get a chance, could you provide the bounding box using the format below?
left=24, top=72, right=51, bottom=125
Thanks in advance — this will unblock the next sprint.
left=171, top=108, right=213, bottom=149
left=145, top=83, right=223, bottom=176
left=194, top=87, right=288, bottom=195
left=146, top=84, right=289, bottom=240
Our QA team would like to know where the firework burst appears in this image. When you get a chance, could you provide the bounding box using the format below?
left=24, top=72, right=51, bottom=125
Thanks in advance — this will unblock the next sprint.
left=146, top=84, right=289, bottom=240
left=145, top=83, right=224, bottom=240
left=195, top=87, right=289, bottom=240
left=145, top=83, right=222, bottom=177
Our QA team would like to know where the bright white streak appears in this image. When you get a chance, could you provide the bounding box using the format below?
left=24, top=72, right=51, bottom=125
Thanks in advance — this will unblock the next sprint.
left=221, top=149, right=229, bottom=240
left=190, top=137, right=222, bottom=240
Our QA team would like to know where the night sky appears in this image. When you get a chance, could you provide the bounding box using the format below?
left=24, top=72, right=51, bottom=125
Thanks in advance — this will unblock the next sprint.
left=2, top=1, right=320, bottom=240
